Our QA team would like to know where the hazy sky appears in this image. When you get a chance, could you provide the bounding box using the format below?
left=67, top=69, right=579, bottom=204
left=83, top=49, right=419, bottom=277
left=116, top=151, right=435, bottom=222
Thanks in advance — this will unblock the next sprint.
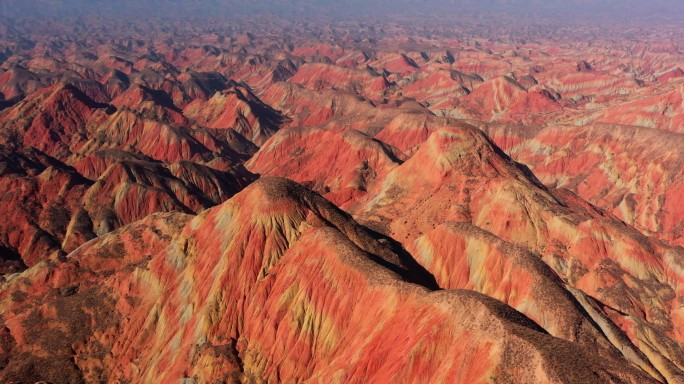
left=2, top=0, right=683, bottom=23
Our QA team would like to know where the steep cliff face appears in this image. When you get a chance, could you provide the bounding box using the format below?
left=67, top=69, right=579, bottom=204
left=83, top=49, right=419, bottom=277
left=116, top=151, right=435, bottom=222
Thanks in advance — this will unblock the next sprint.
left=0, top=178, right=659, bottom=384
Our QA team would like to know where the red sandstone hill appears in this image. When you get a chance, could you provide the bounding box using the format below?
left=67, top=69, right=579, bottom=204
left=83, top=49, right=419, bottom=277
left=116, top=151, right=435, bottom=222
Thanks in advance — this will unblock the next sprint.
left=0, top=178, right=661, bottom=383
left=350, top=124, right=684, bottom=382
left=110, top=83, right=189, bottom=126
left=246, top=115, right=684, bottom=381
left=183, top=83, right=288, bottom=146
left=0, top=74, right=283, bottom=268
left=288, top=62, right=390, bottom=101
left=246, top=126, right=406, bottom=206
left=0, top=143, right=256, bottom=269
left=452, top=75, right=562, bottom=125
left=3, top=14, right=684, bottom=384
left=481, top=121, right=684, bottom=248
